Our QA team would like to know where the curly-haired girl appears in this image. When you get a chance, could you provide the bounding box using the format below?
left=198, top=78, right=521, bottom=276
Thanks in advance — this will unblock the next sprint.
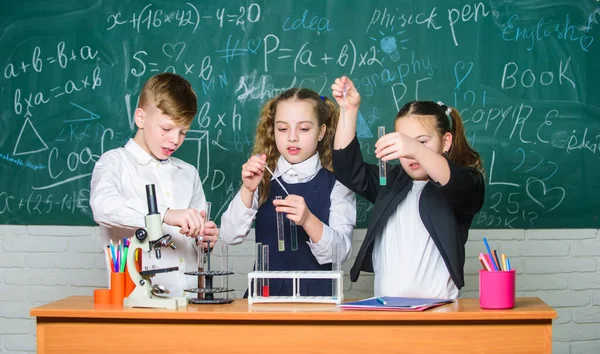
left=221, top=88, right=356, bottom=297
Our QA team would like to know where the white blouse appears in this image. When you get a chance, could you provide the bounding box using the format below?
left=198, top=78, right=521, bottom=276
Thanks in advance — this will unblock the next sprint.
left=220, top=153, right=356, bottom=264
left=372, top=180, right=458, bottom=299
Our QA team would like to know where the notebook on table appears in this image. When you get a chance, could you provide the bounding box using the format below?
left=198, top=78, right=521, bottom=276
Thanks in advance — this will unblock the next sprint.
left=339, top=296, right=454, bottom=311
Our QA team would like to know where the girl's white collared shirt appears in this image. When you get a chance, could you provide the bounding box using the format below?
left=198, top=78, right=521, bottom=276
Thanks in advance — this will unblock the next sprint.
left=373, top=180, right=459, bottom=300
left=220, top=153, right=356, bottom=265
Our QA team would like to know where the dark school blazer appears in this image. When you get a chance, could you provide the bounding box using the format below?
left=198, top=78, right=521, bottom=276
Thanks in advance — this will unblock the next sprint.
left=332, top=136, right=485, bottom=288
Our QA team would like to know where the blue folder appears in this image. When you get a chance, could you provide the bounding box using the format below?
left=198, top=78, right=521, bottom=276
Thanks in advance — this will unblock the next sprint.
left=340, top=296, right=454, bottom=311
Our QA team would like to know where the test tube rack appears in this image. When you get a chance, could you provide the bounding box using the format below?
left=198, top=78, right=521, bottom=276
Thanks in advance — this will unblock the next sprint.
left=247, top=270, right=344, bottom=304
left=184, top=241, right=235, bottom=304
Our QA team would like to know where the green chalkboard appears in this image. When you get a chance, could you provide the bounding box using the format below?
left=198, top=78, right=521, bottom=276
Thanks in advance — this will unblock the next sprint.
left=1, top=0, right=599, bottom=228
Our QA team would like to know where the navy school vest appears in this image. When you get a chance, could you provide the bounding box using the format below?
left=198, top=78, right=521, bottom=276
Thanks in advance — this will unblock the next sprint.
left=251, top=167, right=337, bottom=297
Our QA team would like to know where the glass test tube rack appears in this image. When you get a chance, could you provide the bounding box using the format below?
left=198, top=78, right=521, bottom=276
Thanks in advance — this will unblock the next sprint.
left=184, top=240, right=235, bottom=304
left=248, top=242, right=343, bottom=304
left=247, top=270, right=344, bottom=304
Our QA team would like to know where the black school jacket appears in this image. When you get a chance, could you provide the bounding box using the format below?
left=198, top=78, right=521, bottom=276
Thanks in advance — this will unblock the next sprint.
left=332, top=136, right=485, bottom=288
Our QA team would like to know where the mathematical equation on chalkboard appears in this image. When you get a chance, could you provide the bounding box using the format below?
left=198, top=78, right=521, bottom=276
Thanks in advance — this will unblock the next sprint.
left=1, top=1, right=598, bottom=227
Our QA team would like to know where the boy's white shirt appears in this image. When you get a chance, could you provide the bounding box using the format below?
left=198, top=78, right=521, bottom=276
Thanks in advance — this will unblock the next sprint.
left=220, top=153, right=356, bottom=264
left=90, top=139, right=206, bottom=297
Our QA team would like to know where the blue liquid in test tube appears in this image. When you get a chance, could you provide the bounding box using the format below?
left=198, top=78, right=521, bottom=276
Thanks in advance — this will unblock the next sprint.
left=378, top=126, right=387, bottom=186
left=290, top=221, right=298, bottom=251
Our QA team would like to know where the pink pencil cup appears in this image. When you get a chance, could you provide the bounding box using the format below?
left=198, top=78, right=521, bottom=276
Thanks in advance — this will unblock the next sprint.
left=479, top=269, right=516, bottom=309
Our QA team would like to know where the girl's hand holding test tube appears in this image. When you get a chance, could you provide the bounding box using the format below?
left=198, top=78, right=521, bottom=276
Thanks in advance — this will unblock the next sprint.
left=272, top=195, right=314, bottom=227
left=374, top=131, right=424, bottom=162
left=240, top=153, right=314, bottom=227
left=240, top=154, right=267, bottom=192
left=239, top=154, right=267, bottom=209
left=331, top=77, right=360, bottom=113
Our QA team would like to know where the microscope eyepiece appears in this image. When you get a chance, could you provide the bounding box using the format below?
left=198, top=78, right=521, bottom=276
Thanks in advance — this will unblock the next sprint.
left=145, top=184, right=159, bottom=215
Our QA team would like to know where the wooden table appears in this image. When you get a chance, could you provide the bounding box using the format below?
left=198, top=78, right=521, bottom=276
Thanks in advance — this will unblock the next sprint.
left=31, top=296, right=556, bottom=353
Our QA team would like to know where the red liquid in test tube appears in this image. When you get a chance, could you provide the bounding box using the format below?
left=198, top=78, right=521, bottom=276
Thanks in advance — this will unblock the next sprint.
left=262, top=244, right=269, bottom=297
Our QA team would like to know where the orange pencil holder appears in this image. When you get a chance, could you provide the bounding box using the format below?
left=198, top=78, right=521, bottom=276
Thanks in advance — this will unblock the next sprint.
left=93, top=288, right=111, bottom=305
left=110, top=272, right=125, bottom=305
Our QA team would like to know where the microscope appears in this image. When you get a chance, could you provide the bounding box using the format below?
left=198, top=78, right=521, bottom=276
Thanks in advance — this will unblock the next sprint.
left=123, top=184, right=187, bottom=309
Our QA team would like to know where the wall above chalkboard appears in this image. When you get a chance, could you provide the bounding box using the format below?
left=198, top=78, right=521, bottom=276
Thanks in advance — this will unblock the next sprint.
left=1, top=0, right=599, bottom=228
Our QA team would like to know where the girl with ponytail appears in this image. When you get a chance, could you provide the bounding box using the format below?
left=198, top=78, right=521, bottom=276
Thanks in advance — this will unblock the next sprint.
left=331, top=76, right=485, bottom=300
left=221, top=88, right=356, bottom=297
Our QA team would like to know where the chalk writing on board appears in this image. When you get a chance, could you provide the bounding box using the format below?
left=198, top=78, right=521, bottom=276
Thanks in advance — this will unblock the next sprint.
left=0, top=1, right=598, bottom=228
left=4, top=42, right=98, bottom=80
left=501, top=13, right=595, bottom=51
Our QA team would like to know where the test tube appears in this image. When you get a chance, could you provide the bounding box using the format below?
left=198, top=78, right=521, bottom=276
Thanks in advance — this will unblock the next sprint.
left=197, top=201, right=211, bottom=275
left=341, top=83, right=347, bottom=128
left=206, top=240, right=212, bottom=271
left=199, top=201, right=212, bottom=299
left=275, top=196, right=285, bottom=252
left=204, top=240, right=214, bottom=300
left=262, top=244, right=269, bottom=297
left=220, top=242, right=229, bottom=295
left=197, top=239, right=205, bottom=269
left=255, top=242, right=262, bottom=297
left=290, top=221, right=298, bottom=251
left=378, top=126, right=387, bottom=186
left=196, top=238, right=205, bottom=299
left=204, top=201, right=212, bottom=222
left=331, top=242, right=340, bottom=298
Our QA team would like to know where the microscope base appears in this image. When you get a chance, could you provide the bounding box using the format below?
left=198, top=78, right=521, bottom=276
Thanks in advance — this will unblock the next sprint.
left=124, top=295, right=187, bottom=309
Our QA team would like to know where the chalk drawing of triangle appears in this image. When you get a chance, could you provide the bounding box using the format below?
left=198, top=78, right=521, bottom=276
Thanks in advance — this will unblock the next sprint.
left=12, top=117, right=49, bottom=156
left=356, top=111, right=373, bottom=139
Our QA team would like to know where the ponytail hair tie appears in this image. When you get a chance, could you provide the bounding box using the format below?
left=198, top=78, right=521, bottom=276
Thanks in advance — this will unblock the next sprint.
left=436, top=101, right=452, bottom=116
left=319, top=95, right=326, bottom=101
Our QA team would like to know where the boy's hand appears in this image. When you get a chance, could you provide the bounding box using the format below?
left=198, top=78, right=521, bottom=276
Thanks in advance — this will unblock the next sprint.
left=241, top=154, right=266, bottom=193
left=199, top=211, right=219, bottom=248
left=273, top=194, right=312, bottom=226
left=331, top=76, right=361, bottom=112
left=164, top=208, right=205, bottom=237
